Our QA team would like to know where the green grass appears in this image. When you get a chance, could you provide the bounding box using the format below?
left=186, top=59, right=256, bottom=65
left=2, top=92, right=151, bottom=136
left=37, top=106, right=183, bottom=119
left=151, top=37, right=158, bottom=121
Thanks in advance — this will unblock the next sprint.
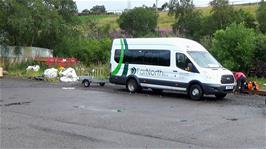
left=7, top=63, right=45, bottom=78
left=79, top=15, right=118, bottom=23
left=198, top=4, right=257, bottom=16
left=78, top=4, right=257, bottom=31
left=249, top=77, right=266, bottom=90
left=79, top=15, right=119, bottom=30
left=75, top=63, right=109, bottom=79
left=97, top=16, right=119, bottom=30
left=158, top=12, right=175, bottom=29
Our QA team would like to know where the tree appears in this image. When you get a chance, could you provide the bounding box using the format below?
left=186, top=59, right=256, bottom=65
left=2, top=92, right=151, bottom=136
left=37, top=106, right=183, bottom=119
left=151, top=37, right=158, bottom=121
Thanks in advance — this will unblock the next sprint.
left=90, top=5, right=106, bottom=14
left=257, top=0, right=266, bottom=33
left=80, top=9, right=90, bottom=15
left=200, top=0, right=235, bottom=37
left=210, top=0, right=234, bottom=29
left=168, top=0, right=202, bottom=40
left=160, top=2, right=168, bottom=11
left=254, top=34, right=266, bottom=63
left=0, top=0, right=78, bottom=49
left=201, top=0, right=255, bottom=37
left=0, top=1, right=8, bottom=45
left=211, top=23, right=256, bottom=71
left=233, top=9, right=256, bottom=29
left=44, top=0, right=78, bottom=23
left=118, top=7, right=158, bottom=37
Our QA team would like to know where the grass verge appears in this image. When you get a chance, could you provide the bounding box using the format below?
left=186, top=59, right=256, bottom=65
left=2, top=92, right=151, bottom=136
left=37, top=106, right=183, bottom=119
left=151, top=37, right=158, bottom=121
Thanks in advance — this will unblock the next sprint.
left=249, top=77, right=266, bottom=90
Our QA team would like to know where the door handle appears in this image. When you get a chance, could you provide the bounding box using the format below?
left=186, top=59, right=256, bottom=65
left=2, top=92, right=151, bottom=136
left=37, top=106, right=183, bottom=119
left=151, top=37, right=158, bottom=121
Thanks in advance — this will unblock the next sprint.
left=173, top=70, right=177, bottom=72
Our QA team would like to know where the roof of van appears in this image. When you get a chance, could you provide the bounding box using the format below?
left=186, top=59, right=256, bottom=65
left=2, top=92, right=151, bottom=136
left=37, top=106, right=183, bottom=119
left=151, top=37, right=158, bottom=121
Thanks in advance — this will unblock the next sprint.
left=113, top=38, right=207, bottom=52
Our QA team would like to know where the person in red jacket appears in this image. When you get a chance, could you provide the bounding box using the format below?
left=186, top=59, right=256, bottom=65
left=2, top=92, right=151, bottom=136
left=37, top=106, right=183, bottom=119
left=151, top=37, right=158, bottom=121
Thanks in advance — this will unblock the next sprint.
left=233, top=72, right=247, bottom=93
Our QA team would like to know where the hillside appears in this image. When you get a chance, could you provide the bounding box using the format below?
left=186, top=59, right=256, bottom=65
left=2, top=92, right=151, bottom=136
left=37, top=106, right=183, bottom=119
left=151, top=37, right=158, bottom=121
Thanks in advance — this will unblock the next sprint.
left=78, top=4, right=257, bottom=30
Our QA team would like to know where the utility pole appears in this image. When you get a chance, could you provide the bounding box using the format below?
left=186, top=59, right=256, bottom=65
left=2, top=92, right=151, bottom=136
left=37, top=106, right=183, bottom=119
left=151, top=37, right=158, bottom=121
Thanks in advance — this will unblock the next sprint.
left=127, top=0, right=131, bottom=10
left=156, top=0, right=159, bottom=35
left=156, top=0, right=158, bottom=11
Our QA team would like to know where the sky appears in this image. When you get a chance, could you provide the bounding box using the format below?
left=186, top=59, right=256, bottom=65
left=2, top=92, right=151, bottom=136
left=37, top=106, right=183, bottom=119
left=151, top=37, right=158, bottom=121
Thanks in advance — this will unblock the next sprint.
left=74, top=0, right=259, bottom=12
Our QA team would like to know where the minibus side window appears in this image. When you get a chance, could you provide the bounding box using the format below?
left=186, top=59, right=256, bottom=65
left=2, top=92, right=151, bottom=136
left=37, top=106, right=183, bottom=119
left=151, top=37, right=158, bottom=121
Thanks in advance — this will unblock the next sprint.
left=159, top=51, right=170, bottom=66
left=115, top=49, right=170, bottom=66
left=176, top=53, right=197, bottom=72
left=114, top=50, right=121, bottom=63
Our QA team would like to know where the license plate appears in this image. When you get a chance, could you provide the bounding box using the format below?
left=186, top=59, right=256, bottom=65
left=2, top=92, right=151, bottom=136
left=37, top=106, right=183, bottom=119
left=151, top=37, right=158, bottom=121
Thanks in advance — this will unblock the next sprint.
left=226, top=86, right=234, bottom=90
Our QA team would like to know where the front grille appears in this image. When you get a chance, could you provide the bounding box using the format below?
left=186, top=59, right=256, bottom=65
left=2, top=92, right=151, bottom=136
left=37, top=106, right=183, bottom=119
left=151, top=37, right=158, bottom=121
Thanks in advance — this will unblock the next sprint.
left=221, top=75, right=234, bottom=84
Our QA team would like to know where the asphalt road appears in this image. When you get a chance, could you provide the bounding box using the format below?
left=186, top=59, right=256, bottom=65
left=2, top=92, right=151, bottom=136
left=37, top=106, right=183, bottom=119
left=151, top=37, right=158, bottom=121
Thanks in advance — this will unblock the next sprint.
left=1, top=78, right=266, bottom=148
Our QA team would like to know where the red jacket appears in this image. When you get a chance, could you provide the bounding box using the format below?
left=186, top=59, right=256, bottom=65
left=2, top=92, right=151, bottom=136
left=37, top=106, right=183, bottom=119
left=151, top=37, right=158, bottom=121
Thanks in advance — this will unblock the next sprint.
left=233, top=72, right=246, bottom=81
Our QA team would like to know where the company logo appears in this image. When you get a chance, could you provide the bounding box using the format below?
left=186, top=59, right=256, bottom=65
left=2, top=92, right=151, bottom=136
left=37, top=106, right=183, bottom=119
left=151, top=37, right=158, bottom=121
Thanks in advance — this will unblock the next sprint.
left=130, top=67, right=164, bottom=77
left=131, top=67, right=137, bottom=75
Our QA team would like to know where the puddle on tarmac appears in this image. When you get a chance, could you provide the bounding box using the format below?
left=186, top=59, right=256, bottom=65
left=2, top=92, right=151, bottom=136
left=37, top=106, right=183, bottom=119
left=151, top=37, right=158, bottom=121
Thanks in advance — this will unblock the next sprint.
left=62, top=87, right=75, bottom=90
left=4, top=101, right=31, bottom=107
left=225, top=118, right=238, bottom=121
left=73, top=105, right=124, bottom=113
left=180, top=120, right=188, bottom=122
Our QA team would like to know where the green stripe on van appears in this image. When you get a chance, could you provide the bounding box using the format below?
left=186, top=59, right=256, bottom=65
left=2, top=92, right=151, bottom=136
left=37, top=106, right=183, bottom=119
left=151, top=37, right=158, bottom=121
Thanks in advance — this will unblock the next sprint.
left=122, top=38, right=129, bottom=77
left=111, top=39, right=125, bottom=76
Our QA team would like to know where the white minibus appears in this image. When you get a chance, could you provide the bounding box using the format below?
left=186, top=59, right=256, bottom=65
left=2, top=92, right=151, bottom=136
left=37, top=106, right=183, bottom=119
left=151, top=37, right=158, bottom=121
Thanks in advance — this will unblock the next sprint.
left=109, top=38, right=236, bottom=100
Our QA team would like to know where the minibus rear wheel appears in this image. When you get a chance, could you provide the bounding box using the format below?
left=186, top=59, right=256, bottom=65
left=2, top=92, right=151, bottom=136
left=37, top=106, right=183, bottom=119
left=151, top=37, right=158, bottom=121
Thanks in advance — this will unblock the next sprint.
left=126, top=78, right=140, bottom=93
left=189, top=84, right=203, bottom=100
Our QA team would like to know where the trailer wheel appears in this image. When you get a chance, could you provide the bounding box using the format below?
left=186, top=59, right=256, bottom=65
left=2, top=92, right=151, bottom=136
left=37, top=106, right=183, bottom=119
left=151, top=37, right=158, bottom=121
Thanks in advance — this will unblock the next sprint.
left=189, top=84, right=203, bottom=100
left=83, top=80, right=90, bottom=88
left=126, top=79, right=140, bottom=93
left=99, top=82, right=105, bottom=87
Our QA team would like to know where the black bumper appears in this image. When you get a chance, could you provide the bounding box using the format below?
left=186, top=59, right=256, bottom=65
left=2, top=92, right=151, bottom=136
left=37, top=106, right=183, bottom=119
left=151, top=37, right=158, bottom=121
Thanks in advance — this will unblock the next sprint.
left=109, top=76, right=126, bottom=85
left=202, top=84, right=236, bottom=95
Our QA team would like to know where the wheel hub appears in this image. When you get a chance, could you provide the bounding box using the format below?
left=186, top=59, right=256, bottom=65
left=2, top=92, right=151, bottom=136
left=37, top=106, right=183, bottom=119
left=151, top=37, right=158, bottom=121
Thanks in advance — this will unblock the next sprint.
left=192, top=88, right=200, bottom=96
left=84, top=81, right=89, bottom=86
left=128, top=83, right=134, bottom=92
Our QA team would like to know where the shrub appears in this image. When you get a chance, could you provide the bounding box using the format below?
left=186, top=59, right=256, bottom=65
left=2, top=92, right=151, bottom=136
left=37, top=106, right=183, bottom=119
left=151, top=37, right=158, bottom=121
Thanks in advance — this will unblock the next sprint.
left=118, top=7, right=158, bottom=37
left=254, top=34, right=266, bottom=63
left=211, top=23, right=256, bottom=71
left=257, top=0, right=266, bottom=33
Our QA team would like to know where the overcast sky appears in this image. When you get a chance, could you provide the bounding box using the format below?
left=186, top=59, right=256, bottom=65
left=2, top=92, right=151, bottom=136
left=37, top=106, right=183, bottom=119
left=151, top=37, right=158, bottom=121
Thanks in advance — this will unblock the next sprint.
left=74, top=0, right=259, bottom=12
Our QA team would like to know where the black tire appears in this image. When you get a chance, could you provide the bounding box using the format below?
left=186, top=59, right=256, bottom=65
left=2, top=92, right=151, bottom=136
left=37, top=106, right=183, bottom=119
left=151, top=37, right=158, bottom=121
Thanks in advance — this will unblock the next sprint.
left=126, top=79, right=140, bottom=93
left=215, top=93, right=227, bottom=99
left=152, top=88, right=163, bottom=94
left=99, top=82, right=105, bottom=87
left=83, top=80, right=90, bottom=88
left=188, top=84, right=203, bottom=100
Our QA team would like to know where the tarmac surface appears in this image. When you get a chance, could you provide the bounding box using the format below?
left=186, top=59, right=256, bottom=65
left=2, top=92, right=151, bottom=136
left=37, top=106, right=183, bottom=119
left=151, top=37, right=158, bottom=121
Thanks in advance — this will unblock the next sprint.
left=1, top=78, right=266, bottom=148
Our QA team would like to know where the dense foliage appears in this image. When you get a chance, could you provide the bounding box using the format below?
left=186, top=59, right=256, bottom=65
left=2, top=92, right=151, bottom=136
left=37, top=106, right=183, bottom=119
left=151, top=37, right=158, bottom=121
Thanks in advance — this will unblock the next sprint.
left=1, top=0, right=266, bottom=72
left=168, top=0, right=202, bottom=40
left=257, top=0, right=266, bottom=33
left=0, top=0, right=112, bottom=65
left=118, top=7, right=158, bottom=37
left=166, top=0, right=265, bottom=74
left=211, top=23, right=256, bottom=71
left=0, top=0, right=78, bottom=48
left=254, top=34, right=266, bottom=63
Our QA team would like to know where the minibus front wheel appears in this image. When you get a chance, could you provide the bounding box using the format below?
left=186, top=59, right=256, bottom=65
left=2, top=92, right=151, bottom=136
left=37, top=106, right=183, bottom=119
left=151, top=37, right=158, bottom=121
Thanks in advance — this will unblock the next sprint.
left=188, top=84, right=203, bottom=100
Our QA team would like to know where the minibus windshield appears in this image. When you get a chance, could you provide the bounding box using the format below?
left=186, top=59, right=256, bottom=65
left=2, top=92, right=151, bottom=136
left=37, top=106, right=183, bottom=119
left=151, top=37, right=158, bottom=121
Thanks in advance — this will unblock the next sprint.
left=188, top=51, right=222, bottom=68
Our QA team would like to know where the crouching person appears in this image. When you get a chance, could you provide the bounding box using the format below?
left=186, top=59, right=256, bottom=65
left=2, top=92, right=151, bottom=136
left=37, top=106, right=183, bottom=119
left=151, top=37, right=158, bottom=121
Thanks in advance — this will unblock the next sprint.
left=233, top=72, right=247, bottom=93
